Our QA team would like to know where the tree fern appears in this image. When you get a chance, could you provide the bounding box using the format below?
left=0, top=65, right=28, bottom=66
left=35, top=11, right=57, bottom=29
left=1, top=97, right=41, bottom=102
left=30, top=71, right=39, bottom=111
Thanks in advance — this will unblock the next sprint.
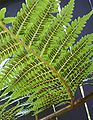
left=0, top=0, right=93, bottom=119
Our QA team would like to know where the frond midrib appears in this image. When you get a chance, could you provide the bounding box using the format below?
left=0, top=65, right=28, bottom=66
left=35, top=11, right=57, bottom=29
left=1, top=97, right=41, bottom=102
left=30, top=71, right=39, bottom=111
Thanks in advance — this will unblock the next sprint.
left=58, top=39, right=88, bottom=72
left=28, top=4, right=52, bottom=48
left=30, top=48, right=74, bottom=100
left=15, top=0, right=39, bottom=35
left=0, top=21, right=74, bottom=101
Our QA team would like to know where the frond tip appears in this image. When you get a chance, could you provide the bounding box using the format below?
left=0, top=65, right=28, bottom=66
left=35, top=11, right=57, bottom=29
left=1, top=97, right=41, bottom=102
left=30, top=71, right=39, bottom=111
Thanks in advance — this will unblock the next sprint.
left=0, top=8, right=15, bottom=24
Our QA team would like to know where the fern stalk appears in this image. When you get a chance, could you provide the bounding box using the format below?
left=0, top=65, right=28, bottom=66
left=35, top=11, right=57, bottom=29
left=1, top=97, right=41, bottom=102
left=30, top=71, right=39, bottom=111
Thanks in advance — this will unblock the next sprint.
left=40, top=92, right=93, bottom=120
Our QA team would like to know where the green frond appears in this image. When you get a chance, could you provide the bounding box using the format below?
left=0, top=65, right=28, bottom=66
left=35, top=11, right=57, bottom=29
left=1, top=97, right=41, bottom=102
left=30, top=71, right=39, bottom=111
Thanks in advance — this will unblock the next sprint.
left=0, top=21, right=26, bottom=63
left=0, top=49, right=72, bottom=115
left=1, top=50, right=70, bottom=97
left=0, top=32, right=23, bottom=63
left=24, top=0, right=58, bottom=47
left=37, top=0, right=74, bottom=57
left=12, top=0, right=39, bottom=35
left=12, top=0, right=59, bottom=35
left=1, top=103, right=21, bottom=119
left=0, top=51, right=28, bottom=89
left=47, top=10, right=93, bottom=66
left=55, top=34, right=93, bottom=93
left=0, top=89, right=28, bottom=119
left=57, top=34, right=93, bottom=71
left=0, top=0, right=93, bottom=118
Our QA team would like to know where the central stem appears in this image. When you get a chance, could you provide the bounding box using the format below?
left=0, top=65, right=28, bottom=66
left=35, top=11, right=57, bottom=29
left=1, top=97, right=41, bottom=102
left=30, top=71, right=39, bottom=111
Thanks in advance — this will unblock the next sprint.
left=35, top=114, right=39, bottom=120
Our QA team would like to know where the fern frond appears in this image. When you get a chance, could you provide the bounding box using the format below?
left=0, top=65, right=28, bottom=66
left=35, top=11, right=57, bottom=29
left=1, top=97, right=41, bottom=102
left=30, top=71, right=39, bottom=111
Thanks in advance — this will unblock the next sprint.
left=12, top=0, right=39, bottom=35
left=0, top=51, right=28, bottom=89
left=58, top=34, right=93, bottom=72
left=0, top=89, right=28, bottom=120
left=1, top=50, right=71, bottom=97
left=0, top=0, right=93, bottom=118
left=12, top=0, right=59, bottom=35
left=37, top=0, right=74, bottom=57
left=0, top=21, right=26, bottom=63
left=0, top=0, right=59, bottom=63
left=0, top=48, right=73, bottom=115
left=56, top=34, right=93, bottom=93
left=24, top=0, right=57, bottom=47
left=0, top=34, right=23, bottom=63
left=48, top=10, right=93, bottom=66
